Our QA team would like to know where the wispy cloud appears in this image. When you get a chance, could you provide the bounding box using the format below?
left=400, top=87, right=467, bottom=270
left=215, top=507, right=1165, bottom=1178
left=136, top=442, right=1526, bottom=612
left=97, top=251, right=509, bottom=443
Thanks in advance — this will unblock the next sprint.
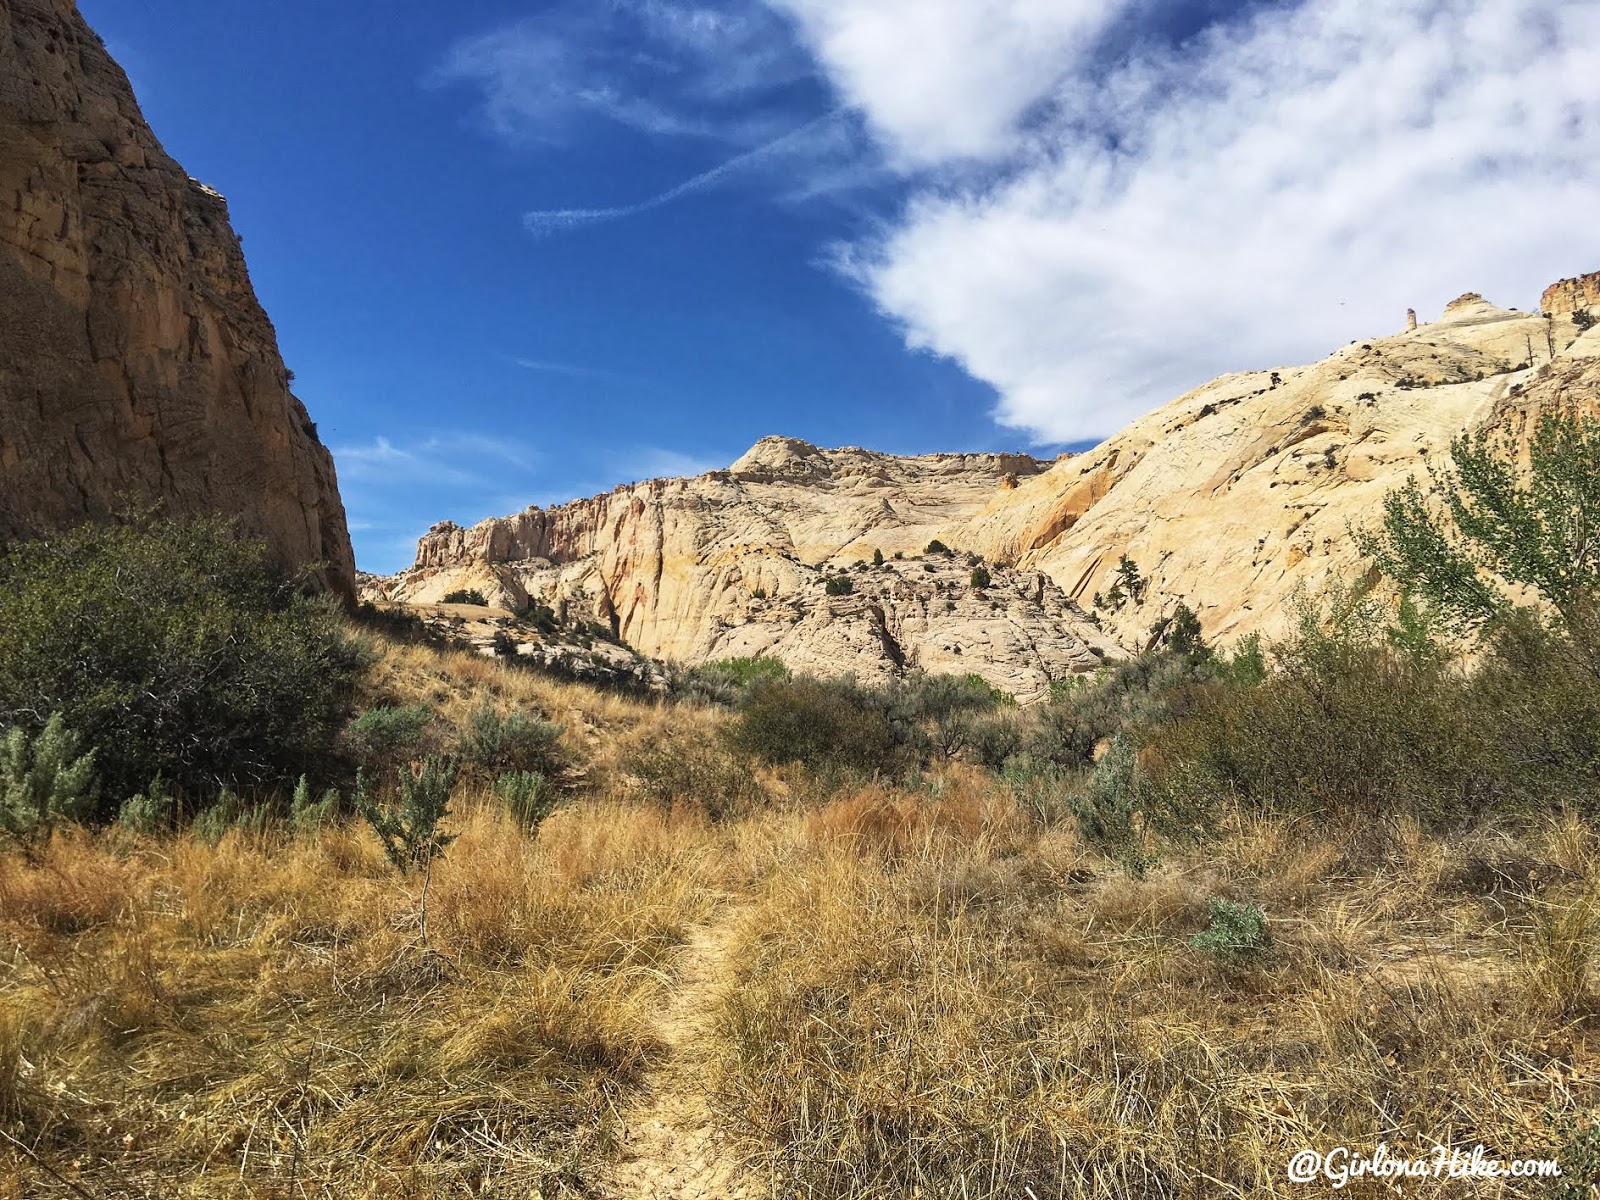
left=609, top=445, right=725, bottom=481
left=436, top=1, right=883, bottom=234
left=434, top=0, right=813, bottom=147
left=523, top=112, right=842, bottom=235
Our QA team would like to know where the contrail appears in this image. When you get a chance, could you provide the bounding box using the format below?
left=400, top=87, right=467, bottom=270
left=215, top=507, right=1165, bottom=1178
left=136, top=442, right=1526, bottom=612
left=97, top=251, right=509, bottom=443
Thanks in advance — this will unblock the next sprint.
left=523, top=113, right=836, bottom=236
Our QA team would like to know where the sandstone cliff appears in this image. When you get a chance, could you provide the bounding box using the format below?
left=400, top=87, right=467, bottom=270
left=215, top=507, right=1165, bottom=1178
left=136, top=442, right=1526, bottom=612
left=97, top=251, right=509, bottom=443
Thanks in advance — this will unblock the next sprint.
left=371, top=442, right=1119, bottom=700
left=946, top=290, right=1600, bottom=649
left=376, top=282, right=1600, bottom=683
left=1542, top=270, right=1600, bottom=317
left=0, top=0, right=355, bottom=597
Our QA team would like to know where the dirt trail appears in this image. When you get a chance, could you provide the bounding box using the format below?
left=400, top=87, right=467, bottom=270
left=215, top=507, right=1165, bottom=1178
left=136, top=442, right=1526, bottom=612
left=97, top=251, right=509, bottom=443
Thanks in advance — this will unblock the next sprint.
left=602, top=911, right=757, bottom=1199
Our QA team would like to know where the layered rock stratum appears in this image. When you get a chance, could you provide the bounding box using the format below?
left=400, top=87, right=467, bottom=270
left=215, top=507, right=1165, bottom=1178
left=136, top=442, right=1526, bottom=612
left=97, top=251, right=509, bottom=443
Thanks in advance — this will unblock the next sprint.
left=0, top=0, right=354, bottom=597
left=369, top=443, right=1121, bottom=700
left=376, top=280, right=1600, bottom=694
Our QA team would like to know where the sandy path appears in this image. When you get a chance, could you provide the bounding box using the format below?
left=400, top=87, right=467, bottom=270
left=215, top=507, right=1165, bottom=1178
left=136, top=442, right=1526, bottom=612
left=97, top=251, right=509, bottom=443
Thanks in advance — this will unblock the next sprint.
left=602, top=911, right=758, bottom=1199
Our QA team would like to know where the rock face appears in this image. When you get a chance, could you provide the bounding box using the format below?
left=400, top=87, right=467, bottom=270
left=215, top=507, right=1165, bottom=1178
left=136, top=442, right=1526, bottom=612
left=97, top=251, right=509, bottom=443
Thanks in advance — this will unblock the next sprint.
left=945, top=290, right=1600, bottom=649
left=1542, top=271, right=1600, bottom=317
left=372, top=441, right=1120, bottom=700
left=0, top=0, right=355, bottom=597
left=376, top=279, right=1600, bottom=678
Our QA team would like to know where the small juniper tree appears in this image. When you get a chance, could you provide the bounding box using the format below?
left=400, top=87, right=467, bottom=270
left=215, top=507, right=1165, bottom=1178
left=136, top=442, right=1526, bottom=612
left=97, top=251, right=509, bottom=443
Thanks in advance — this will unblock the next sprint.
left=970, top=565, right=992, bottom=590
left=359, top=758, right=459, bottom=873
left=1, top=714, right=98, bottom=848
left=1358, top=405, right=1600, bottom=635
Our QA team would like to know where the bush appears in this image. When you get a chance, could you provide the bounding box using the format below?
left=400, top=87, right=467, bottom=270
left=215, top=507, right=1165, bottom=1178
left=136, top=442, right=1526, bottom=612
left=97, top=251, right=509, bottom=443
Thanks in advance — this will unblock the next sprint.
left=0, top=516, right=364, bottom=816
left=1159, top=592, right=1490, bottom=825
left=1, top=714, right=97, bottom=846
left=1575, top=309, right=1596, bottom=333
left=359, top=758, right=458, bottom=873
left=1074, top=736, right=1156, bottom=876
left=344, top=704, right=435, bottom=773
left=118, top=775, right=175, bottom=835
left=925, top=539, right=950, bottom=555
left=672, top=656, right=791, bottom=706
left=824, top=574, right=855, bottom=596
left=889, top=672, right=1008, bottom=759
left=290, top=774, right=340, bottom=833
left=442, top=589, right=488, bottom=606
left=494, top=771, right=557, bottom=830
left=1189, top=898, right=1272, bottom=962
left=727, top=677, right=908, bottom=780
left=457, top=705, right=565, bottom=780
left=969, top=566, right=991, bottom=590
left=623, top=727, right=762, bottom=820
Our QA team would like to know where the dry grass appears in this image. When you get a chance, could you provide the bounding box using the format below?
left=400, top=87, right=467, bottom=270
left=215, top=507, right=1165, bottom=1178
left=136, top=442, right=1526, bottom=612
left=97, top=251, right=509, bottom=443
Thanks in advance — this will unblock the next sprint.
left=3, top=638, right=1597, bottom=1197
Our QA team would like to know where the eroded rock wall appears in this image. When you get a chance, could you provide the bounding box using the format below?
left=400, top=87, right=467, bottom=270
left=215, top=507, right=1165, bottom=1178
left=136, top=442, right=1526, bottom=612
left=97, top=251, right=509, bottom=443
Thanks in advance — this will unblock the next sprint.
left=0, top=0, right=354, bottom=597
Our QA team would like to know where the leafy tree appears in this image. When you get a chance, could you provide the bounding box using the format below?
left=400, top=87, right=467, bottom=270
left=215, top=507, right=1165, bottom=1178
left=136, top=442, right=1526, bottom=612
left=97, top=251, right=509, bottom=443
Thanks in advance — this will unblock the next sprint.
left=0, top=515, right=363, bottom=813
left=442, top=589, right=488, bottom=606
left=1360, top=406, right=1600, bottom=633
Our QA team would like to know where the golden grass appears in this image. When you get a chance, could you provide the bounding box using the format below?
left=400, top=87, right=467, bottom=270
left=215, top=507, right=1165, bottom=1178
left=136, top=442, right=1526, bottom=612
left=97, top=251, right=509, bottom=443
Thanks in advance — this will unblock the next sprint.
left=3, top=637, right=1597, bottom=1197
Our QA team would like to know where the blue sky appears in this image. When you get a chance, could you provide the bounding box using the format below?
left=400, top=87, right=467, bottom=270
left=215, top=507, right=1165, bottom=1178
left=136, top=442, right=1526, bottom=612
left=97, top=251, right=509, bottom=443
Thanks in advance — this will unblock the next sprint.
left=81, top=0, right=1599, bottom=573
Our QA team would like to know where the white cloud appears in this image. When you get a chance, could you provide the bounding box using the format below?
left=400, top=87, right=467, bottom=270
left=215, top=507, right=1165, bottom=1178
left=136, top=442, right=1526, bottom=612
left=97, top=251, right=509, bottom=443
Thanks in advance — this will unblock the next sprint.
left=822, top=0, right=1600, bottom=442
left=767, top=0, right=1128, bottom=168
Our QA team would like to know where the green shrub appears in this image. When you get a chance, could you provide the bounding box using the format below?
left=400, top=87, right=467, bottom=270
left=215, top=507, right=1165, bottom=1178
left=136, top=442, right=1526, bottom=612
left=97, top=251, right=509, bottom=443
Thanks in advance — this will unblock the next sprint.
left=824, top=574, right=855, bottom=596
left=872, top=548, right=885, bottom=567
left=1189, top=898, right=1272, bottom=962
left=118, top=774, right=176, bottom=835
left=970, top=566, right=991, bottom=589
left=1574, top=308, right=1596, bottom=333
left=727, top=677, right=908, bottom=780
left=966, top=713, right=1024, bottom=769
left=442, top=589, right=488, bottom=606
left=359, top=758, right=458, bottom=873
left=0, top=516, right=364, bottom=816
left=1161, top=591, right=1490, bottom=825
left=1074, top=736, right=1156, bottom=876
left=1002, top=759, right=1079, bottom=826
left=1360, top=403, right=1600, bottom=633
left=889, top=672, right=1007, bottom=759
left=494, top=771, right=556, bottom=830
left=1215, top=633, right=1267, bottom=686
left=623, top=729, right=761, bottom=821
left=1, top=714, right=97, bottom=846
left=290, top=774, right=340, bottom=833
left=925, top=539, right=950, bottom=555
left=457, top=705, right=565, bottom=779
left=344, top=704, right=435, bottom=772
left=191, top=788, right=272, bottom=846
